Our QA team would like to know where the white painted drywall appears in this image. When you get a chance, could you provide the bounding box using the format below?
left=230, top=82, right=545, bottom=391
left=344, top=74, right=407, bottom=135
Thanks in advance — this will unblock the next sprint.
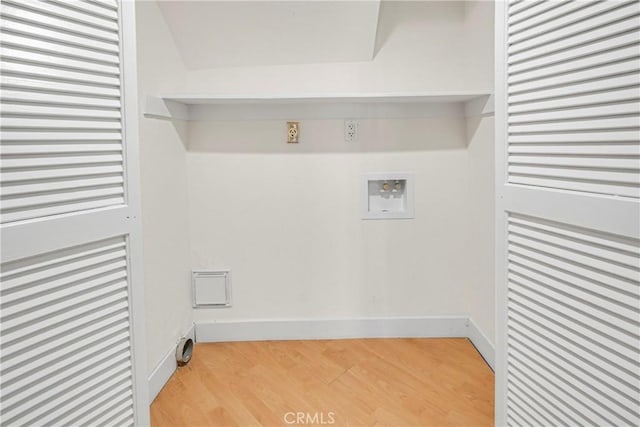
left=184, top=1, right=493, bottom=94
left=464, top=0, right=496, bottom=346
left=156, top=0, right=381, bottom=68
left=183, top=1, right=495, bottom=345
left=186, top=121, right=495, bottom=339
left=188, top=118, right=476, bottom=322
left=466, top=115, right=496, bottom=345
left=135, top=1, right=192, bottom=380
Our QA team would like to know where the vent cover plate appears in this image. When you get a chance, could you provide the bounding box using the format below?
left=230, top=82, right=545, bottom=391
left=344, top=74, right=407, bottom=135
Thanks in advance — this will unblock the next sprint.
left=192, top=270, right=232, bottom=308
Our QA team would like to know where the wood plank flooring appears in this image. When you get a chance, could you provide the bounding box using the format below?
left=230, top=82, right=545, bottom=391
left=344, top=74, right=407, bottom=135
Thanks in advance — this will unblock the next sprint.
left=151, top=338, right=494, bottom=427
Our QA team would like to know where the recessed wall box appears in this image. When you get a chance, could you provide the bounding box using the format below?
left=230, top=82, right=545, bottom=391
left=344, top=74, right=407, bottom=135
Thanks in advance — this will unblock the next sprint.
left=362, top=173, right=414, bottom=220
left=192, top=270, right=231, bottom=308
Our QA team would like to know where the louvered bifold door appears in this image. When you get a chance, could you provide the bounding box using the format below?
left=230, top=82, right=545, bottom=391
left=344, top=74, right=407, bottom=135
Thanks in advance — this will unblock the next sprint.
left=496, top=1, right=640, bottom=426
left=0, top=1, right=149, bottom=425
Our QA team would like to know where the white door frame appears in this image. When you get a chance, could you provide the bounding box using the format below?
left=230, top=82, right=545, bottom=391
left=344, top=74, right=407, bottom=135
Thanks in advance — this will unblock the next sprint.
left=120, top=0, right=150, bottom=423
left=494, top=3, right=509, bottom=425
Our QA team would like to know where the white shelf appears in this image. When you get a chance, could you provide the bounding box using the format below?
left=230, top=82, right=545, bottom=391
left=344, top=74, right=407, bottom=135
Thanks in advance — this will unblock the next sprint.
left=144, top=92, right=494, bottom=121
left=162, top=92, right=489, bottom=104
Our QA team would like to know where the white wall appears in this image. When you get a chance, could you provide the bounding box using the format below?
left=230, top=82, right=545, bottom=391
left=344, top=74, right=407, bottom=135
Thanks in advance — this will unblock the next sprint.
left=463, top=0, right=496, bottom=344
left=136, top=0, right=495, bottom=366
left=185, top=1, right=493, bottom=94
left=135, top=1, right=192, bottom=378
left=157, top=0, right=381, bottom=68
left=183, top=1, right=495, bottom=345
left=188, top=117, right=478, bottom=322
left=466, top=115, right=496, bottom=344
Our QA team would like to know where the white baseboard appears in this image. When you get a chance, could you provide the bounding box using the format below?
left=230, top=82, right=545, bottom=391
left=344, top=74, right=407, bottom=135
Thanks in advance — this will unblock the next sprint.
left=150, top=317, right=495, bottom=403
left=148, top=323, right=195, bottom=403
left=195, top=316, right=469, bottom=342
left=195, top=316, right=494, bottom=370
left=147, top=346, right=175, bottom=404
left=466, top=317, right=495, bottom=371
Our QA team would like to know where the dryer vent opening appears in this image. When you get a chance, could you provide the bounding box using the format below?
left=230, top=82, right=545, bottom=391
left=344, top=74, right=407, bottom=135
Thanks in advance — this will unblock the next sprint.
left=176, top=337, right=194, bottom=366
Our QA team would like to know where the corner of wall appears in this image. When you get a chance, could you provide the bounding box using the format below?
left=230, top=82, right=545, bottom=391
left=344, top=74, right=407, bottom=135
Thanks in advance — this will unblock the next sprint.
left=147, top=323, right=195, bottom=403
left=135, top=0, right=193, bottom=387
left=467, top=317, right=495, bottom=371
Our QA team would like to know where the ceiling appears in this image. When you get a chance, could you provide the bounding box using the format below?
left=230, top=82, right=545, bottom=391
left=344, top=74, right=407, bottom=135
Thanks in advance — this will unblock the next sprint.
left=156, top=0, right=382, bottom=70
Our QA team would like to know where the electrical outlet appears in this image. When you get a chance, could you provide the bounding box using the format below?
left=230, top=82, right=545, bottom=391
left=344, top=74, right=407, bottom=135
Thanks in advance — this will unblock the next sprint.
left=345, top=120, right=358, bottom=142
left=287, top=121, right=299, bottom=143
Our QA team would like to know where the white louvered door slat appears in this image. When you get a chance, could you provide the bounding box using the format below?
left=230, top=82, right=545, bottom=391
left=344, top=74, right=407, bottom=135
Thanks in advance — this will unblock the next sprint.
left=0, top=18, right=119, bottom=55
left=2, top=310, right=131, bottom=376
left=0, top=46, right=121, bottom=76
left=47, top=0, right=119, bottom=21
left=2, top=0, right=120, bottom=32
left=508, top=320, right=639, bottom=413
left=508, top=130, right=640, bottom=143
left=0, top=239, right=134, bottom=426
left=1, top=103, right=122, bottom=119
left=0, top=0, right=125, bottom=223
left=1, top=163, right=124, bottom=181
left=506, top=0, right=640, bottom=199
left=509, top=2, right=639, bottom=56
left=0, top=32, right=120, bottom=66
left=0, top=2, right=119, bottom=43
left=497, top=1, right=640, bottom=426
left=0, top=75, right=122, bottom=98
left=0, top=0, right=148, bottom=425
left=0, top=89, right=122, bottom=108
left=511, top=42, right=640, bottom=82
left=2, top=344, right=132, bottom=423
left=0, top=61, right=121, bottom=86
left=508, top=143, right=640, bottom=156
left=509, top=1, right=599, bottom=36
left=2, top=116, right=123, bottom=130
left=0, top=130, right=123, bottom=142
left=508, top=72, right=639, bottom=103
left=1, top=327, right=130, bottom=389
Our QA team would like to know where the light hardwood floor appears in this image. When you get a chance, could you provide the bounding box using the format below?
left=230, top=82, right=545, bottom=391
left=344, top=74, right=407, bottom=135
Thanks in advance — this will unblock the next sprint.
left=151, top=338, right=494, bottom=427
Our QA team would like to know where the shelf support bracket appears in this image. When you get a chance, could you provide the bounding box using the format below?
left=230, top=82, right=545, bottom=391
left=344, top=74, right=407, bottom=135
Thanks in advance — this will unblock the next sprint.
left=144, top=96, right=190, bottom=121
left=464, top=94, right=494, bottom=118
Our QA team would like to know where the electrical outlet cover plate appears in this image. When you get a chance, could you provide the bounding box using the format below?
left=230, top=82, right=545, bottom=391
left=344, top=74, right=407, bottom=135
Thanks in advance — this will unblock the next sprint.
left=345, top=120, right=358, bottom=141
left=287, top=121, right=299, bottom=143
